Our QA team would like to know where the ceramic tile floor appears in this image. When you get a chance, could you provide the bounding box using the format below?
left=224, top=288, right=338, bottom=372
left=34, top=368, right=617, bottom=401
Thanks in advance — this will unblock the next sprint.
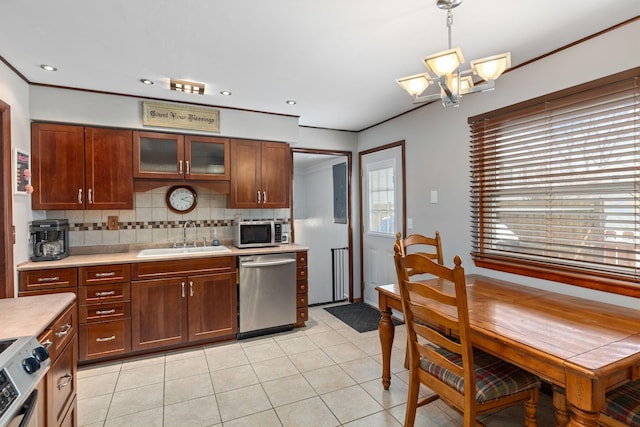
left=77, top=304, right=557, bottom=426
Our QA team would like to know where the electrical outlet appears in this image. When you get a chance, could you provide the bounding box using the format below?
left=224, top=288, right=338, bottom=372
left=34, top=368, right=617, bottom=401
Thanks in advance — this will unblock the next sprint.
left=107, top=216, right=119, bottom=230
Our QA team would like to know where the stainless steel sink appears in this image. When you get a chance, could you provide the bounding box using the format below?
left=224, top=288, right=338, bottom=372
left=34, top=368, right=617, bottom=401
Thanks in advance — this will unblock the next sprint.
left=136, top=245, right=232, bottom=258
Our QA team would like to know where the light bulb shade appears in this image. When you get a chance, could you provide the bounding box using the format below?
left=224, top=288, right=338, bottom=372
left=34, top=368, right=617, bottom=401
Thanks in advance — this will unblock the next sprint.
left=470, top=52, right=511, bottom=81
left=423, top=47, right=464, bottom=77
left=396, top=73, right=430, bottom=97
left=459, top=76, right=474, bottom=93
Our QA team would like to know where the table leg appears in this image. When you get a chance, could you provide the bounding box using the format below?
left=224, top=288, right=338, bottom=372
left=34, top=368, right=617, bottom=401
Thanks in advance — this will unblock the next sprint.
left=378, top=295, right=395, bottom=390
left=566, top=406, right=599, bottom=427
left=552, top=386, right=569, bottom=427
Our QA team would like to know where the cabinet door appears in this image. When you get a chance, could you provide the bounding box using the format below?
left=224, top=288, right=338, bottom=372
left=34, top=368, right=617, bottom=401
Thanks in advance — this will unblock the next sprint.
left=131, top=278, right=188, bottom=351
left=187, top=272, right=237, bottom=342
left=85, top=128, right=133, bottom=209
left=261, top=142, right=291, bottom=208
left=230, top=139, right=261, bottom=208
left=49, top=335, right=77, bottom=427
left=133, top=131, right=185, bottom=179
left=185, top=135, right=230, bottom=180
left=31, top=123, right=85, bottom=210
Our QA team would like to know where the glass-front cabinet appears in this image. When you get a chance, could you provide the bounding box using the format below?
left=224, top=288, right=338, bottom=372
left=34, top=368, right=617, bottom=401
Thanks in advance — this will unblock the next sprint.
left=133, top=131, right=229, bottom=180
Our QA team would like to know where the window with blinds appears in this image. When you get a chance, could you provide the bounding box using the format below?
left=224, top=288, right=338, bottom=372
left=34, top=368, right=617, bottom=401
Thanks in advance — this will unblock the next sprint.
left=468, top=68, right=639, bottom=296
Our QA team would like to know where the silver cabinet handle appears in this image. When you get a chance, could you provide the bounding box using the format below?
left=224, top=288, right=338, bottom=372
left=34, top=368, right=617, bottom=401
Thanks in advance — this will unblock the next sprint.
left=179, top=160, right=183, bottom=174
left=95, top=290, right=116, bottom=297
left=181, top=282, right=185, bottom=297
left=88, top=188, right=93, bottom=204
left=37, top=276, right=60, bottom=282
left=57, top=373, right=73, bottom=390
left=95, top=272, right=116, bottom=278
left=95, top=309, right=116, bottom=315
left=263, top=191, right=266, bottom=203
left=55, top=323, right=72, bottom=338
left=78, top=188, right=83, bottom=204
left=189, top=281, right=194, bottom=297
left=257, top=191, right=261, bottom=204
left=96, top=336, right=116, bottom=342
left=186, top=160, right=190, bottom=175
left=40, top=339, right=52, bottom=349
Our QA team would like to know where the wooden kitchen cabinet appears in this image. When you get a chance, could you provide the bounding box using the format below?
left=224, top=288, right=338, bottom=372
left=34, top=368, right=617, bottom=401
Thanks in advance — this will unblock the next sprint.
left=37, top=301, right=78, bottom=427
left=31, top=123, right=133, bottom=210
left=230, top=139, right=291, bottom=208
left=78, top=264, right=132, bottom=361
left=133, top=131, right=229, bottom=180
left=131, top=256, right=237, bottom=352
left=295, top=251, right=309, bottom=327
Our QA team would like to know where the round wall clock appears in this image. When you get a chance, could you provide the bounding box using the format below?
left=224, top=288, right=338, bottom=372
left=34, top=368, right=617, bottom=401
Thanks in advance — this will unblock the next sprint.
left=166, top=185, right=197, bottom=214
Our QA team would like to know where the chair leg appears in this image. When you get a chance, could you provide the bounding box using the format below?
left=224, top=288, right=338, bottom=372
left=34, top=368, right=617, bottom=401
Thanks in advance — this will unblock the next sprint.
left=404, top=372, right=420, bottom=427
left=524, top=389, right=539, bottom=427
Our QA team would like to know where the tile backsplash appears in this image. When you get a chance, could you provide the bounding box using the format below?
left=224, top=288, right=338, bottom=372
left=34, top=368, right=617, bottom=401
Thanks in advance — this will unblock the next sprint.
left=43, top=186, right=290, bottom=250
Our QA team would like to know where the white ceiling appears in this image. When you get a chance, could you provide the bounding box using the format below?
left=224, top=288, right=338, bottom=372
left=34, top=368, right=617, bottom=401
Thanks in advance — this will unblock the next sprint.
left=1, top=1, right=638, bottom=132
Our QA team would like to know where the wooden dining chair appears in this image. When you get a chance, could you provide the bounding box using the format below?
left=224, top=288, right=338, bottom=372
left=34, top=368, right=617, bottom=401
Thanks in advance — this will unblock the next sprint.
left=598, top=379, right=640, bottom=426
left=394, top=231, right=444, bottom=264
left=394, top=252, right=541, bottom=427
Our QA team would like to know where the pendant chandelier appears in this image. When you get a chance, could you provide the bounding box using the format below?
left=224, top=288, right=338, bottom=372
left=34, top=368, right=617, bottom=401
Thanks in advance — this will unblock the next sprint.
left=396, top=0, right=511, bottom=107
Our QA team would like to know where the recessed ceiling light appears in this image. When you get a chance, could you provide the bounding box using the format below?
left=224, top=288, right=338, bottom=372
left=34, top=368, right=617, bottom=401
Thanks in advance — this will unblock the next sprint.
left=220, top=90, right=232, bottom=96
left=40, top=64, right=57, bottom=72
left=140, top=79, right=154, bottom=85
left=170, top=79, right=205, bottom=95
left=286, top=100, right=297, bottom=105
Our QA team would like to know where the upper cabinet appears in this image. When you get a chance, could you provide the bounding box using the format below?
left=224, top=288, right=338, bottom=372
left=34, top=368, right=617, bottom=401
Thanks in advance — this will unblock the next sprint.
left=31, top=123, right=133, bottom=210
left=133, top=131, right=229, bottom=181
left=230, top=139, right=291, bottom=208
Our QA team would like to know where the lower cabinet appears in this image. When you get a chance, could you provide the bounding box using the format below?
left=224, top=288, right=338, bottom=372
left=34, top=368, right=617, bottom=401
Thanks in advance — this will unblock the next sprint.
left=131, top=256, right=237, bottom=352
left=37, top=302, right=78, bottom=427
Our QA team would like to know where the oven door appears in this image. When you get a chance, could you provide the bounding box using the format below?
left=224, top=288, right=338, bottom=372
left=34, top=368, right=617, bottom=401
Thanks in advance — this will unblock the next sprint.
left=4, top=389, right=38, bottom=427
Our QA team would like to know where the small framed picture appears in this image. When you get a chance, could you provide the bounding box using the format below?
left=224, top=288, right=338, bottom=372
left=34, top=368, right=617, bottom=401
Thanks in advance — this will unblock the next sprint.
left=13, top=148, right=31, bottom=195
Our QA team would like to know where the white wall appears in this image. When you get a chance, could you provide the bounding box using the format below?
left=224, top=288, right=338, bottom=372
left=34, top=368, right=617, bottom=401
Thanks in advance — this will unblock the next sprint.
left=0, top=61, right=35, bottom=293
left=294, top=156, right=349, bottom=304
left=358, top=20, right=640, bottom=308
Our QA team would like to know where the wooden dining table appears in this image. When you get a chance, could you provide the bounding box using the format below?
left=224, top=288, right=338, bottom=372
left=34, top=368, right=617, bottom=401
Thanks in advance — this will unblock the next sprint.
left=376, top=274, right=640, bottom=427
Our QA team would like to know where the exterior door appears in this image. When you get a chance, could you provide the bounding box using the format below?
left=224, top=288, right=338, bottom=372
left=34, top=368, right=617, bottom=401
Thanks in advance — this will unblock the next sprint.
left=360, top=144, right=404, bottom=308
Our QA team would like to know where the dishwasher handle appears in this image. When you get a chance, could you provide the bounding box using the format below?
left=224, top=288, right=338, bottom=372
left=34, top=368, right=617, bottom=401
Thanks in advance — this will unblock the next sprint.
left=241, top=258, right=296, bottom=268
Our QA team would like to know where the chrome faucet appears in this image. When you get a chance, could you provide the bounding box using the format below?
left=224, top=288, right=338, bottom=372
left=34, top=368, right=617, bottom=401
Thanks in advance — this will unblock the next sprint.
left=182, top=220, right=197, bottom=247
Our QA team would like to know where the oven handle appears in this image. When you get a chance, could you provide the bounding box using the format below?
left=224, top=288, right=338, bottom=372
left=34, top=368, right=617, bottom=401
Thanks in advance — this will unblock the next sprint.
left=241, top=259, right=296, bottom=268
left=12, top=389, right=38, bottom=427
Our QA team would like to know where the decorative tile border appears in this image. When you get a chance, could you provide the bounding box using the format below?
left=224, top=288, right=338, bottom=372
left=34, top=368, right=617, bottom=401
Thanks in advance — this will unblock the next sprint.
left=69, top=219, right=289, bottom=232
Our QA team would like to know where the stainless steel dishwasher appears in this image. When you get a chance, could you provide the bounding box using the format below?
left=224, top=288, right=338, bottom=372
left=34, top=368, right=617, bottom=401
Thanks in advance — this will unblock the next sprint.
left=238, top=252, right=297, bottom=339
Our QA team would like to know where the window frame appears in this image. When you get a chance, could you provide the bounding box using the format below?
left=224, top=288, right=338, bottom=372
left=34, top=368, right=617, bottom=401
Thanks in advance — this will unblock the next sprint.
left=468, top=67, right=640, bottom=297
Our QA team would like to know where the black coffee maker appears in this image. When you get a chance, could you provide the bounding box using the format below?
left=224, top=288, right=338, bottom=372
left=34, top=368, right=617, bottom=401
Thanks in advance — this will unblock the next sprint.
left=29, top=219, right=69, bottom=261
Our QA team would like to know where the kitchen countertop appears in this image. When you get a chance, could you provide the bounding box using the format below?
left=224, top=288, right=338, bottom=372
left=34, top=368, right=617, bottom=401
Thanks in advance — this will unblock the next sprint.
left=0, top=293, right=76, bottom=339
left=16, top=243, right=308, bottom=271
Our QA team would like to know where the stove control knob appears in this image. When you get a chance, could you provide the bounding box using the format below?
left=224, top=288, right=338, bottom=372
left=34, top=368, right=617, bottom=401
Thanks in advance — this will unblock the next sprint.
left=22, top=356, right=41, bottom=374
left=33, top=346, right=49, bottom=362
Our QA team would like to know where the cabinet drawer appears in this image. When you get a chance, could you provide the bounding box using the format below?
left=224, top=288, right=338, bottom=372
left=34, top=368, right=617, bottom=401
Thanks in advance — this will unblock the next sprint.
left=80, top=301, right=131, bottom=323
left=19, top=268, right=77, bottom=292
left=50, top=303, right=77, bottom=361
left=132, top=256, right=235, bottom=279
left=296, top=307, right=308, bottom=324
left=79, top=282, right=130, bottom=304
left=79, top=319, right=131, bottom=361
left=296, top=267, right=307, bottom=281
left=296, top=293, right=307, bottom=308
left=79, top=264, right=130, bottom=284
left=49, top=335, right=77, bottom=427
left=296, top=280, right=308, bottom=294
left=296, top=252, right=307, bottom=266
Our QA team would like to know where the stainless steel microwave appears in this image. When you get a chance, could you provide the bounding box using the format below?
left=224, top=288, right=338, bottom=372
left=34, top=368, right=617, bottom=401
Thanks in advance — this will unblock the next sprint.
left=233, top=220, right=282, bottom=248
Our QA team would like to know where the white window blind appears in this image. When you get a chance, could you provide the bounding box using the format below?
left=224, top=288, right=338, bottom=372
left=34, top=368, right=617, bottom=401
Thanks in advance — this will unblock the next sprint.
left=469, top=69, right=640, bottom=296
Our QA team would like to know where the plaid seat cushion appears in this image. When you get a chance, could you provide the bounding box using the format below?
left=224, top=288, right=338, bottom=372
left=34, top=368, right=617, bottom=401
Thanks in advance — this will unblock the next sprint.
left=421, top=347, right=540, bottom=403
left=602, top=380, right=640, bottom=426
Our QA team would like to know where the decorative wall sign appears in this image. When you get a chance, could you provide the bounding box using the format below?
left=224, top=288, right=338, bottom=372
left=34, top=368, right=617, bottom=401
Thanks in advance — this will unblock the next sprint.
left=13, top=148, right=31, bottom=195
left=142, top=101, right=220, bottom=133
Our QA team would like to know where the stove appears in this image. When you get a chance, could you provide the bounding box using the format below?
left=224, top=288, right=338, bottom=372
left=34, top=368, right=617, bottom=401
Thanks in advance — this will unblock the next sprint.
left=0, top=336, right=50, bottom=427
